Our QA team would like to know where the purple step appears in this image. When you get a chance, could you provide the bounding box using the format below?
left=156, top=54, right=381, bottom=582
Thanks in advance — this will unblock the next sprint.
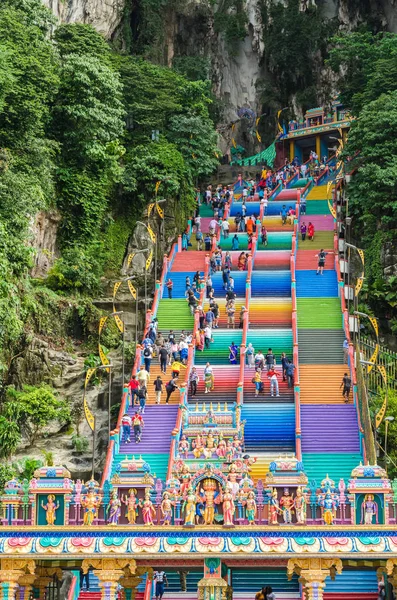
left=120, top=405, right=178, bottom=453
left=301, top=404, right=360, bottom=453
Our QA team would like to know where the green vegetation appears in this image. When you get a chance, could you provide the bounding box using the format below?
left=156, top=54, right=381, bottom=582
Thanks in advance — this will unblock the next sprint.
left=329, top=32, right=397, bottom=331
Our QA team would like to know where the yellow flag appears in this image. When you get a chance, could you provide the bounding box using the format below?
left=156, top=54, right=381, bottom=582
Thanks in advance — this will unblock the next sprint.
left=256, top=130, right=262, bottom=143
left=357, top=248, right=365, bottom=266
left=147, top=224, right=156, bottom=243
left=127, top=280, right=137, bottom=300
left=127, top=253, right=135, bottom=268
left=375, top=368, right=388, bottom=428
left=378, top=364, right=387, bottom=385
left=99, top=344, right=110, bottom=372
left=83, top=367, right=96, bottom=431
left=113, top=314, right=124, bottom=334
left=355, top=276, right=364, bottom=296
left=155, top=181, right=161, bottom=194
left=148, top=203, right=155, bottom=217
left=369, top=316, right=378, bottom=338
left=327, top=198, right=336, bottom=218
left=98, top=316, right=108, bottom=336
left=367, top=344, right=379, bottom=374
left=326, top=181, right=333, bottom=197
left=156, top=203, right=164, bottom=219
left=277, top=109, right=283, bottom=133
left=113, top=281, right=122, bottom=301
left=146, top=249, right=153, bottom=271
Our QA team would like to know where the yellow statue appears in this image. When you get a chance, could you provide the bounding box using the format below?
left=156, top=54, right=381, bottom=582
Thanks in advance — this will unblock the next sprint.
left=41, top=494, right=59, bottom=525
left=123, top=489, right=138, bottom=525
left=81, top=489, right=101, bottom=526
left=183, top=487, right=196, bottom=526
left=201, top=478, right=220, bottom=525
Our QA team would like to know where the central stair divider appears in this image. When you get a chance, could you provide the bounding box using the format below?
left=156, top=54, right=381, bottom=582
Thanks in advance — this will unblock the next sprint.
left=292, top=192, right=301, bottom=460
left=238, top=249, right=253, bottom=405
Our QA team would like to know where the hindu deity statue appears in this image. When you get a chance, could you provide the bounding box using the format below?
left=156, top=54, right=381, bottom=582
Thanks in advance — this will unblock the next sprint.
left=178, top=435, right=190, bottom=459
left=225, top=440, right=235, bottom=463
left=361, top=494, right=378, bottom=525
left=245, top=491, right=257, bottom=525
left=183, top=487, right=197, bottom=527
left=216, top=434, right=227, bottom=458
left=123, top=489, right=138, bottom=525
left=232, top=435, right=243, bottom=456
left=81, top=489, right=101, bottom=526
left=180, top=464, right=192, bottom=495
left=200, top=478, right=220, bottom=525
left=269, top=488, right=280, bottom=525
left=294, top=487, right=306, bottom=524
left=228, top=464, right=240, bottom=498
left=222, top=484, right=235, bottom=527
left=192, top=434, right=204, bottom=458
left=203, top=431, right=216, bottom=459
left=141, top=490, right=156, bottom=526
left=280, top=488, right=294, bottom=524
left=320, top=489, right=339, bottom=525
left=107, top=489, right=121, bottom=525
left=41, top=494, right=59, bottom=526
left=161, top=492, right=173, bottom=525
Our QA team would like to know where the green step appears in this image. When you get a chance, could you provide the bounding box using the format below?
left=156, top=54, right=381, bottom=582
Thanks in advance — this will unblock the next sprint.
left=302, top=452, right=362, bottom=484
left=195, top=330, right=243, bottom=365
left=156, top=299, right=194, bottom=329
left=290, top=177, right=309, bottom=188
left=306, top=200, right=330, bottom=215
left=112, top=453, right=169, bottom=481
left=247, top=329, right=293, bottom=355
left=219, top=232, right=292, bottom=251
left=199, top=204, right=214, bottom=217
left=298, top=231, right=334, bottom=249
left=297, top=298, right=342, bottom=329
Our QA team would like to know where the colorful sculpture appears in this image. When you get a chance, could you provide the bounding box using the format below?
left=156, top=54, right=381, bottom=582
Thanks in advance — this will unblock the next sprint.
left=192, top=434, right=204, bottom=459
left=201, top=479, right=220, bottom=525
left=227, top=464, right=240, bottom=498
left=141, top=490, right=156, bottom=526
left=203, top=432, right=216, bottom=459
left=183, top=486, right=197, bottom=526
left=179, top=435, right=190, bottom=458
left=245, top=491, right=257, bottom=525
left=294, top=487, right=306, bottom=524
left=161, top=492, right=173, bottom=525
left=361, top=494, right=378, bottom=525
left=280, top=488, right=294, bottom=524
left=123, top=489, right=138, bottom=525
left=222, top=484, right=235, bottom=527
left=107, top=489, right=121, bottom=525
left=41, top=494, right=59, bottom=526
left=216, top=435, right=227, bottom=458
left=269, top=489, right=280, bottom=525
left=81, top=489, right=101, bottom=526
left=320, top=489, right=339, bottom=525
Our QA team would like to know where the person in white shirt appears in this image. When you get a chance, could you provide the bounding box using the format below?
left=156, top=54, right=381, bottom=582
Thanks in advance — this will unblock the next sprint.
left=204, top=362, right=213, bottom=376
left=242, top=187, right=248, bottom=199
left=204, top=326, right=212, bottom=348
left=221, top=219, right=230, bottom=238
left=209, top=219, right=217, bottom=235
left=153, top=571, right=168, bottom=600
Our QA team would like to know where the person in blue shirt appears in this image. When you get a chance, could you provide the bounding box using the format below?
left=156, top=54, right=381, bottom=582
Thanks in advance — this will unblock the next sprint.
left=232, top=235, right=239, bottom=250
left=281, top=205, right=288, bottom=225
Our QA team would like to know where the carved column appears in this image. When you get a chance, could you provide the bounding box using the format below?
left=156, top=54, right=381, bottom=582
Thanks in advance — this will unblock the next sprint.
left=119, top=567, right=151, bottom=600
left=197, top=559, right=228, bottom=600
left=287, top=558, right=343, bottom=600
left=82, top=560, right=136, bottom=600
left=0, top=561, right=35, bottom=600
left=17, top=574, right=37, bottom=600
left=34, top=568, right=62, bottom=600
left=379, top=560, right=397, bottom=597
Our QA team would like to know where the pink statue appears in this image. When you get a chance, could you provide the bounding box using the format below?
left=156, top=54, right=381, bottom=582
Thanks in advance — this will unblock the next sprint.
left=178, top=435, right=189, bottom=458
left=216, top=436, right=227, bottom=458
left=222, top=485, right=235, bottom=526
left=141, top=490, right=156, bottom=525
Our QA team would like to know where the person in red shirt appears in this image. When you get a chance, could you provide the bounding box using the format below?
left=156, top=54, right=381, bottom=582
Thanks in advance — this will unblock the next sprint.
left=132, top=411, right=144, bottom=443
left=165, top=278, right=173, bottom=298
left=308, top=222, right=315, bottom=241
left=128, top=375, right=139, bottom=405
left=267, top=368, right=280, bottom=397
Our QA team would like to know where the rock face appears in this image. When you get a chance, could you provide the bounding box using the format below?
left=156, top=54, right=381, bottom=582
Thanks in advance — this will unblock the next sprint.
left=30, top=210, right=61, bottom=278
left=42, top=0, right=125, bottom=38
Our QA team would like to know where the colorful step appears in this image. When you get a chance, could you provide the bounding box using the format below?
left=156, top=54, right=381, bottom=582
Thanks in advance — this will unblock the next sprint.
left=297, top=298, right=342, bottom=329
left=298, top=328, right=345, bottom=364
left=241, top=404, right=295, bottom=451
left=249, top=298, right=292, bottom=328
left=296, top=270, right=338, bottom=297
left=299, top=364, right=352, bottom=404
left=302, top=452, right=362, bottom=483
left=156, top=299, right=194, bottom=329
left=301, top=405, right=361, bottom=452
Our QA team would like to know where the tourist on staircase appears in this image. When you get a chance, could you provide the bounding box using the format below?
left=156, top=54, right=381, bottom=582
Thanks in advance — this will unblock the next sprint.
left=121, top=413, right=132, bottom=443
left=255, top=585, right=276, bottom=600
left=286, top=360, right=296, bottom=388
left=143, top=345, right=153, bottom=372
left=237, top=251, right=245, bottom=270
left=253, top=369, right=263, bottom=397
left=165, top=376, right=179, bottom=404
left=204, top=325, right=212, bottom=349
left=128, top=374, right=139, bottom=404
left=300, top=221, right=307, bottom=241
left=228, top=341, right=239, bottom=364
left=280, top=352, right=289, bottom=382
left=158, top=344, right=168, bottom=374
left=137, top=366, right=150, bottom=387
left=245, top=342, right=255, bottom=368
left=265, top=348, right=276, bottom=371
left=189, top=367, right=199, bottom=396
left=165, top=277, right=173, bottom=298
left=267, top=367, right=280, bottom=398
left=340, top=372, right=352, bottom=403
left=232, top=234, right=240, bottom=250
left=227, top=299, right=236, bottom=329
left=153, top=375, right=163, bottom=404
left=254, top=350, right=265, bottom=370
left=316, top=249, right=329, bottom=275
left=171, top=360, right=186, bottom=379
left=132, top=410, right=144, bottom=443
left=308, top=221, right=315, bottom=241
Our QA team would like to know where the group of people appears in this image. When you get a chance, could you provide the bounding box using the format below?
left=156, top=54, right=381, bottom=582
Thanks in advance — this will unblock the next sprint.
left=246, top=347, right=295, bottom=397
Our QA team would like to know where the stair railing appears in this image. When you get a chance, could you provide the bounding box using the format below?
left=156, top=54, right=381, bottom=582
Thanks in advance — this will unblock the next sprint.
left=67, top=575, right=79, bottom=600
left=292, top=190, right=301, bottom=460
left=238, top=256, right=252, bottom=406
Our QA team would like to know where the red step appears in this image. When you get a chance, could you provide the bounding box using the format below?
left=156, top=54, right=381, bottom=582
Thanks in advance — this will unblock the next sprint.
left=324, top=595, right=377, bottom=600
left=172, top=251, right=206, bottom=272
left=79, top=593, right=101, bottom=600
left=296, top=249, right=333, bottom=270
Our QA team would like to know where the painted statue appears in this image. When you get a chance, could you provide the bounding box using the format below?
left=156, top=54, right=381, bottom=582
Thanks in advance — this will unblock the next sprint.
left=203, top=431, right=216, bottom=459
left=320, top=490, right=339, bottom=525
left=183, top=487, right=197, bottom=526
left=123, top=489, right=138, bottom=525
left=361, top=494, right=378, bottom=525
left=81, top=489, right=101, bottom=526
left=178, top=435, right=189, bottom=458
left=222, top=485, right=235, bottom=526
left=141, top=490, right=156, bottom=526
left=180, top=465, right=192, bottom=495
left=228, top=464, right=240, bottom=498
left=232, top=435, right=243, bottom=456
left=245, top=491, right=257, bottom=525
left=107, top=489, right=121, bottom=525
left=225, top=440, right=235, bottom=463
left=269, top=488, right=280, bottom=525
left=161, top=492, right=173, bottom=525
left=280, top=488, right=294, bottom=524
left=192, top=434, right=204, bottom=459
left=201, top=478, right=220, bottom=525
left=216, top=435, right=227, bottom=458
left=294, top=487, right=306, bottom=524
left=41, top=494, right=59, bottom=526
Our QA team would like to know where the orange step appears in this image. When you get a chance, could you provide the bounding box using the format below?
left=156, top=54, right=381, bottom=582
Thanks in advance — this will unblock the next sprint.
left=299, top=364, right=352, bottom=404
left=142, top=364, right=180, bottom=405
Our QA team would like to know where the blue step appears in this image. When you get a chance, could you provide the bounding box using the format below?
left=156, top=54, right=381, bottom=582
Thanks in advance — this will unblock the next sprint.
left=241, top=404, right=295, bottom=451
left=296, top=270, right=339, bottom=298
left=325, top=570, right=379, bottom=593
left=251, top=271, right=291, bottom=297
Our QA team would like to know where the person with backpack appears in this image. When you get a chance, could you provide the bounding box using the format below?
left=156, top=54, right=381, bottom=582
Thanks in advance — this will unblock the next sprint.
left=340, top=372, right=351, bottom=403
left=132, top=411, right=144, bottom=443
left=165, top=377, right=179, bottom=404
left=137, top=384, right=147, bottom=414
left=153, top=375, right=163, bottom=404
left=165, top=278, right=173, bottom=298
left=204, top=234, right=211, bottom=251
left=143, top=345, right=153, bottom=372
left=196, top=228, right=203, bottom=250
left=315, top=249, right=328, bottom=275
left=121, top=413, right=132, bottom=443
left=286, top=360, right=295, bottom=388
left=265, top=348, right=276, bottom=371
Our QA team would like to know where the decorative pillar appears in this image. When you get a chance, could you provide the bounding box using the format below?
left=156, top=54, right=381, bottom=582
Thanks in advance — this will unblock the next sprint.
left=34, top=568, right=62, bottom=600
left=119, top=567, right=152, bottom=600
left=197, top=559, right=227, bottom=600
left=289, top=141, right=295, bottom=163
left=379, top=560, right=397, bottom=597
left=17, top=574, right=37, bottom=600
left=316, top=134, right=321, bottom=159
left=0, top=561, right=36, bottom=600
left=82, top=560, right=136, bottom=600
left=287, top=558, right=343, bottom=600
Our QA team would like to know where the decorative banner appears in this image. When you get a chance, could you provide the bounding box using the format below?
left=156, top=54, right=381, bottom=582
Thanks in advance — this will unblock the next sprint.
left=367, top=343, right=379, bottom=374
left=127, top=253, right=135, bottom=268
left=127, top=279, right=137, bottom=300
left=327, top=198, right=336, bottom=218
left=231, top=123, right=237, bottom=148
left=355, top=276, right=364, bottom=296
left=255, top=117, right=262, bottom=143
left=83, top=368, right=96, bottom=431
left=147, top=224, right=156, bottom=243
left=375, top=365, right=388, bottom=428
left=98, top=316, right=108, bottom=336
left=277, top=109, right=284, bottom=133
left=369, top=316, right=379, bottom=338
left=326, top=181, right=333, bottom=198
left=155, top=181, right=161, bottom=194
left=146, top=249, right=153, bottom=271
left=148, top=203, right=155, bottom=217
left=156, top=203, right=164, bottom=219
left=99, top=344, right=111, bottom=372
left=357, top=248, right=365, bottom=266
left=113, top=314, right=124, bottom=334
left=113, top=281, right=122, bottom=302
